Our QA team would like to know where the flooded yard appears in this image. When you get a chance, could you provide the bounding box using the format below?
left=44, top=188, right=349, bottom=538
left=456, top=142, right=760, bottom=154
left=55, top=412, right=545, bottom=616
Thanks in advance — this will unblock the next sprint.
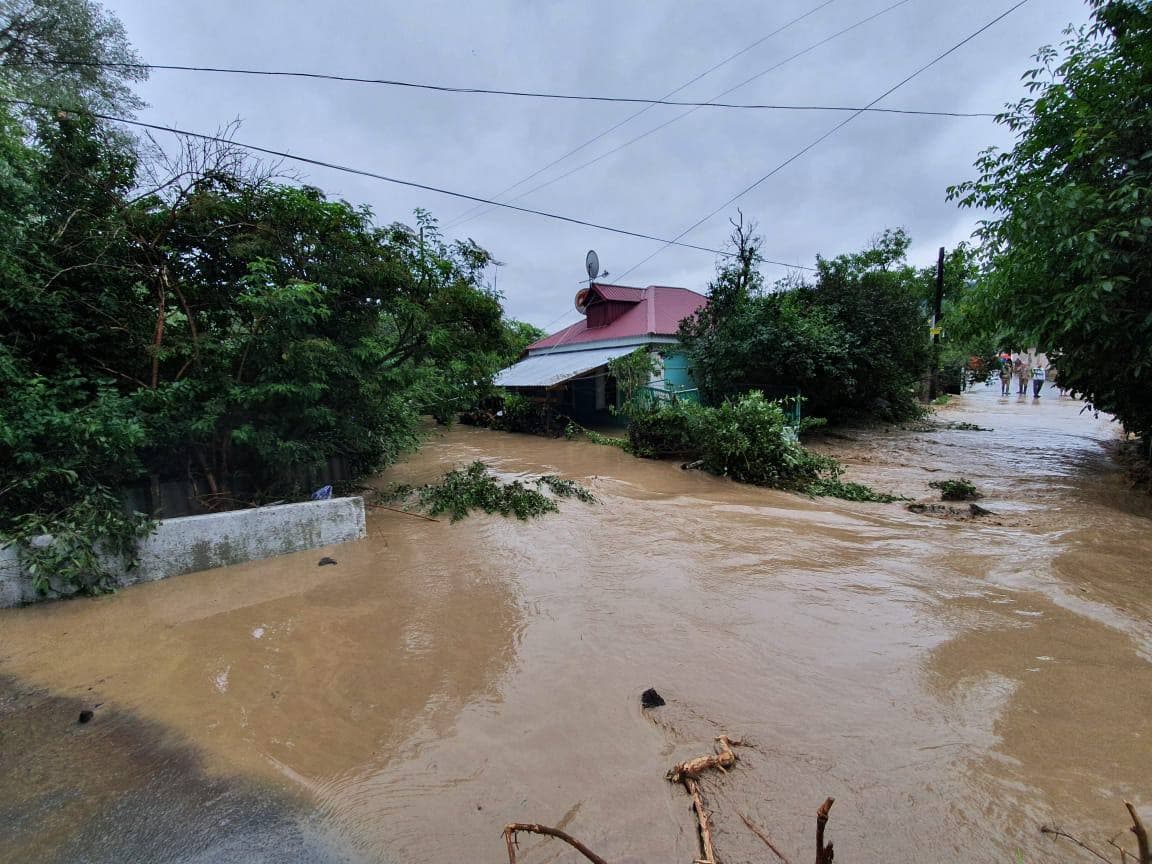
left=2, top=385, right=1150, bottom=863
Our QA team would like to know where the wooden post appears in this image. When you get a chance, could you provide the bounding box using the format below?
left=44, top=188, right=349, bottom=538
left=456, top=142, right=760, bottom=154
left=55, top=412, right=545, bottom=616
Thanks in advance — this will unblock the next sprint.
left=929, top=246, right=945, bottom=401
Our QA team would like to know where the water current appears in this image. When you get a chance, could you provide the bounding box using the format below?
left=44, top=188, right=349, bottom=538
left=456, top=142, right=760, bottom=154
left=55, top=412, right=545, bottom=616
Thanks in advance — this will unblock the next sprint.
left=1, top=384, right=1149, bottom=863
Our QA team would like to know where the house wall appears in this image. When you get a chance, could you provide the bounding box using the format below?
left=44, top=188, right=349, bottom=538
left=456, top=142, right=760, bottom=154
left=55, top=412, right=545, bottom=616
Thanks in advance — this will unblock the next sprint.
left=586, top=300, right=636, bottom=329
left=568, top=375, right=624, bottom=427
left=661, top=352, right=695, bottom=389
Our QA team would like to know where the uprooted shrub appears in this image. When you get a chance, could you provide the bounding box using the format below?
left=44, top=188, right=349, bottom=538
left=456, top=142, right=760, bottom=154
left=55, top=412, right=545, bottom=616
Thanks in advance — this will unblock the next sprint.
left=929, top=478, right=982, bottom=501
left=384, top=461, right=597, bottom=522
left=628, top=392, right=902, bottom=502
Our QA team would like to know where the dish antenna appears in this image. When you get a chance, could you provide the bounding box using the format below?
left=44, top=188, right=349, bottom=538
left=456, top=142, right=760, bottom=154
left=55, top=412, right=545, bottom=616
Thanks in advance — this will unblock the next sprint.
left=585, top=250, right=600, bottom=282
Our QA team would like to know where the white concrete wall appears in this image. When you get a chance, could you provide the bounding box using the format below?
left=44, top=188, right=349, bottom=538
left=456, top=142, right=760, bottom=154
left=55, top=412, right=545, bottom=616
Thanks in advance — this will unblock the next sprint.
left=0, top=496, right=366, bottom=607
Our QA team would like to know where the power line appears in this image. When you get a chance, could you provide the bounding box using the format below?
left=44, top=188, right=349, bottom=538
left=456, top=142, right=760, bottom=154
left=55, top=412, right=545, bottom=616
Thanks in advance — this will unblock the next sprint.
left=0, top=96, right=818, bottom=271
left=614, top=0, right=1031, bottom=283
left=445, top=0, right=919, bottom=231
left=443, top=0, right=844, bottom=228
left=36, top=58, right=995, bottom=118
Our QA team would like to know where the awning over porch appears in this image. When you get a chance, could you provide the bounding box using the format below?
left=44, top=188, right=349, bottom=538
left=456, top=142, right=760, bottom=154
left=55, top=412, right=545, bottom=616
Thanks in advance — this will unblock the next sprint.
left=494, top=346, right=632, bottom=388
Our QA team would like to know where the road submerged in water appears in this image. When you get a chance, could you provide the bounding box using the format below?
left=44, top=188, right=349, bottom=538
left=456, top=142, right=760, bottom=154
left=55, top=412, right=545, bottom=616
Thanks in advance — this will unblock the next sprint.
left=1, top=383, right=1150, bottom=864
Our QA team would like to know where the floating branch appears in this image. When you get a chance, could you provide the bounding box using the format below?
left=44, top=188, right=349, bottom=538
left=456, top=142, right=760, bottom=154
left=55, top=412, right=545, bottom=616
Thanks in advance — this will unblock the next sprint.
left=685, top=777, right=718, bottom=864
left=816, top=797, right=835, bottom=864
left=1041, top=803, right=1150, bottom=864
left=667, top=735, right=738, bottom=783
left=738, top=810, right=795, bottom=864
left=666, top=736, right=740, bottom=863
left=502, top=823, right=608, bottom=864
left=1125, top=801, right=1150, bottom=864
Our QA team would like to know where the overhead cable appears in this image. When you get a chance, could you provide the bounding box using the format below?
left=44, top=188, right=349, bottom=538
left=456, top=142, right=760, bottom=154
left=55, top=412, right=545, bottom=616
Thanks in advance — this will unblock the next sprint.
left=0, top=96, right=817, bottom=270
left=443, top=0, right=851, bottom=228
left=37, top=57, right=994, bottom=118
left=614, top=0, right=1031, bottom=282
left=445, top=0, right=921, bottom=230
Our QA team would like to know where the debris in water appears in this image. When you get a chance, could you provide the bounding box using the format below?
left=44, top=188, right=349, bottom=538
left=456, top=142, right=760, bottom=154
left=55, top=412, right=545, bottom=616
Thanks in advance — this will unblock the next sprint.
left=78, top=710, right=94, bottom=724
left=929, top=477, right=982, bottom=501
left=318, top=557, right=338, bottom=566
left=906, top=502, right=996, bottom=519
left=641, top=688, right=665, bottom=709
left=666, top=735, right=740, bottom=863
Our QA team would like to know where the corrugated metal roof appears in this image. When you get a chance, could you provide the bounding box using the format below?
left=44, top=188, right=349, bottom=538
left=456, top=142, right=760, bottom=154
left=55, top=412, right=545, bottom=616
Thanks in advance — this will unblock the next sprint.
left=528, top=286, right=707, bottom=351
left=590, top=284, right=645, bottom=302
left=494, top=346, right=634, bottom=388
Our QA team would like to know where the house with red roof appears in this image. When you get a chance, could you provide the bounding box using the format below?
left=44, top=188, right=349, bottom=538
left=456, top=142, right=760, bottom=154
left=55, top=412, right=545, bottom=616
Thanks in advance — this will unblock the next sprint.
left=494, top=283, right=708, bottom=424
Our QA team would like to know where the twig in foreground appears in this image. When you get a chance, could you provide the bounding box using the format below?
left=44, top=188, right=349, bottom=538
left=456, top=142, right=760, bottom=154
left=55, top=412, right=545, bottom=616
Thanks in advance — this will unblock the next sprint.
left=738, top=810, right=795, bottom=864
left=502, top=823, right=608, bottom=864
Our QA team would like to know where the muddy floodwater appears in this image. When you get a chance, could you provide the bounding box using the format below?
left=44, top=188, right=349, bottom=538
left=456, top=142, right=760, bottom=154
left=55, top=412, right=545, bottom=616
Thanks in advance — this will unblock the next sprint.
left=2, top=385, right=1150, bottom=863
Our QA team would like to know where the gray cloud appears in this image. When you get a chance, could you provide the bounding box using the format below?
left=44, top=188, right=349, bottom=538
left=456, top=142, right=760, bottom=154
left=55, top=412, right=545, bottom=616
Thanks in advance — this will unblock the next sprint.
left=107, top=0, right=1091, bottom=328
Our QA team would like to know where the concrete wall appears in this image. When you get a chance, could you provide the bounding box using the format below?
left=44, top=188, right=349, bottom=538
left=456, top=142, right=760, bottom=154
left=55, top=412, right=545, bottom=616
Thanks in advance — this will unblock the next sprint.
left=0, top=496, right=366, bottom=608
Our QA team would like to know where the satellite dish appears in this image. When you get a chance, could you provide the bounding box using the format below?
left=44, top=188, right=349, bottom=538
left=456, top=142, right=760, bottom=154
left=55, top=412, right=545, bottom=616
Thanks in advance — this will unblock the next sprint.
left=575, top=288, right=591, bottom=314
left=585, top=250, right=600, bottom=281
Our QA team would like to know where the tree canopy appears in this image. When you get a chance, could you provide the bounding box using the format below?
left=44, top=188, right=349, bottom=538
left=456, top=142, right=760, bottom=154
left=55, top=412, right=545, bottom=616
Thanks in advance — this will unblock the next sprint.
left=0, top=103, right=522, bottom=592
left=949, top=0, right=1152, bottom=442
left=0, top=0, right=147, bottom=120
left=680, top=223, right=932, bottom=423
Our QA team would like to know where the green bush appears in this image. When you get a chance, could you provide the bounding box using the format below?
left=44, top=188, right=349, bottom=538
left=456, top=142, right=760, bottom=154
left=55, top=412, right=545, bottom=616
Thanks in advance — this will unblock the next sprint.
left=385, top=461, right=597, bottom=522
left=929, top=478, right=981, bottom=501
left=627, top=401, right=704, bottom=458
left=626, top=392, right=900, bottom=502
left=461, top=392, right=570, bottom=436
left=693, top=392, right=833, bottom=490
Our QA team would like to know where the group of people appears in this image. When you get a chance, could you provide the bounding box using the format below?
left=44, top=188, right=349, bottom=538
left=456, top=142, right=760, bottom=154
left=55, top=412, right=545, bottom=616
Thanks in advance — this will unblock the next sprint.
left=998, top=356, right=1054, bottom=398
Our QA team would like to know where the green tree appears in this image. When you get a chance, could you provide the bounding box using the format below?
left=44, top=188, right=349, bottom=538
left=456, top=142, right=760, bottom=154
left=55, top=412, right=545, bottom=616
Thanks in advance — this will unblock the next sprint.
left=811, top=228, right=931, bottom=421
left=0, top=108, right=517, bottom=593
left=501, top=319, right=546, bottom=360
left=0, top=0, right=147, bottom=120
left=681, top=224, right=930, bottom=422
left=949, top=0, right=1152, bottom=443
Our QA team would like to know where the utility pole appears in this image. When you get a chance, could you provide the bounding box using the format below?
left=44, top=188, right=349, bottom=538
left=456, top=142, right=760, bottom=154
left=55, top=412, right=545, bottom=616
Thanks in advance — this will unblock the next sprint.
left=929, top=246, right=945, bottom=401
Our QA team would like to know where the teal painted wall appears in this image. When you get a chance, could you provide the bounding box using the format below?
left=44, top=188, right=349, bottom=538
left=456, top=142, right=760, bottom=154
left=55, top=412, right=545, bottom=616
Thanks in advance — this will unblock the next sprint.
left=661, top=352, right=694, bottom=388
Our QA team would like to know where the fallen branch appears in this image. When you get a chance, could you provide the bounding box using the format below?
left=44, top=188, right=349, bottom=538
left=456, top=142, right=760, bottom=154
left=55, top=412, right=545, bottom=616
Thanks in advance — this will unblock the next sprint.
left=1040, top=825, right=1113, bottom=864
left=667, top=735, right=738, bottom=783
left=1040, top=804, right=1152, bottom=864
left=365, top=502, right=442, bottom=522
left=738, top=810, right=795, bottom=864
left=816, top=797, right=835, bottom=864
left=1109, top=837, right=1138, bottom=864
left=666, top=736, right=740, bottom=864
left=1126, top=801, right=1151, bottom=864
left=502, top=823, right=608, bottom=864
left=685, top=777, right=718, bottom=864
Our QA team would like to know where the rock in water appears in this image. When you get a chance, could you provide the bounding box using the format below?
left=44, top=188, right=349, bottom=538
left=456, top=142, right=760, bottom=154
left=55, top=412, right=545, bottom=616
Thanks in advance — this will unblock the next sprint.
left=318, top=557, right=338, bottom=567
left=641, top=688, right=665, bottom=709
left=78, top=710, right=94, bottom=724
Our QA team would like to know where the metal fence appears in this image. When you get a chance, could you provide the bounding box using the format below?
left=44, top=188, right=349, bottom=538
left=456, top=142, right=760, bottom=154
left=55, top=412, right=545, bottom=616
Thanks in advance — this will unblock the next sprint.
left=634, top=383, right=701, bottom=410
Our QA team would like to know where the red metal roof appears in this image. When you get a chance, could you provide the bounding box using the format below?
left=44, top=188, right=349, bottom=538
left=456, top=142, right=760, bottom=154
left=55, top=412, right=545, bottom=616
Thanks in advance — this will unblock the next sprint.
left=529, top=285, right=707, bottom=351
left=588, top=284, right=645, bottom=303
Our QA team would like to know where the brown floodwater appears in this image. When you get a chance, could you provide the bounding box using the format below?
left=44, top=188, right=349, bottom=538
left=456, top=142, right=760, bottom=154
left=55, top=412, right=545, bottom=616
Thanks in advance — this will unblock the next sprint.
left=1, top=384, right=1150, bottom=863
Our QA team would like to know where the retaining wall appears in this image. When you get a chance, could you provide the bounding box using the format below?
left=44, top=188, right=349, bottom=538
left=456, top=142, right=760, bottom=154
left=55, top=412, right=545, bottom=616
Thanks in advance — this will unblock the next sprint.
left=0, top=496, right=366, bottom=607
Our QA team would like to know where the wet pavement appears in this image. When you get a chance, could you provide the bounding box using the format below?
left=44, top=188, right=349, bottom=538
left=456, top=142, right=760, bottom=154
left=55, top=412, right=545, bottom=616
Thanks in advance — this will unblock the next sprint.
left=1, top=383, right=1149, bottom=863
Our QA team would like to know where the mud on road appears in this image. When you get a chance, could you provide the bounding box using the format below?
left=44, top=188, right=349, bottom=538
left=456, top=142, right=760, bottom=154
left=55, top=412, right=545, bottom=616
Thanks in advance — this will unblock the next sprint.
left=1, top=384, right=1149, bottom=863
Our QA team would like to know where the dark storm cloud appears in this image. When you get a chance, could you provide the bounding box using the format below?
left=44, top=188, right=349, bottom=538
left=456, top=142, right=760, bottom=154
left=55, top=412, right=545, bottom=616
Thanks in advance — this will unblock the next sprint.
left=107, top=0, right=1091, bottom=329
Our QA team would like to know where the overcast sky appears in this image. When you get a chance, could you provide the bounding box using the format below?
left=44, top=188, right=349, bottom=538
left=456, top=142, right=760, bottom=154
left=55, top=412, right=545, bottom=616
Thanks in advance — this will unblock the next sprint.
left=106, top=0, right=1091, bottom=331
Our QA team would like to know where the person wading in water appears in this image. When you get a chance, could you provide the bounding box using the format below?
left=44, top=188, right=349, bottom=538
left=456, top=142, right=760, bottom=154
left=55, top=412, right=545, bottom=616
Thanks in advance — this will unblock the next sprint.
left=1032, top=363, right=1047, bottom=398
left=1014, top=358, right=1030, bottom=395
